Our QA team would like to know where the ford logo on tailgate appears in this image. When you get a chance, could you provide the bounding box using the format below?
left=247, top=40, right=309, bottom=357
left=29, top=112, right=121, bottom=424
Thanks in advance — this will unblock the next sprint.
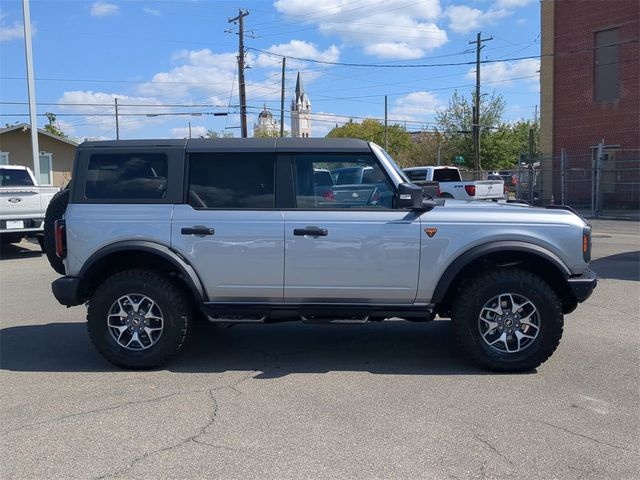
left=8, top=197, right=22, bottom=203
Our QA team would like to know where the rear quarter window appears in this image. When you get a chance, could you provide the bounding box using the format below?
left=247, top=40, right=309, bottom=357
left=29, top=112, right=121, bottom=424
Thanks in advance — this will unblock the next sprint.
left=85, top=153, right=168, bottom=199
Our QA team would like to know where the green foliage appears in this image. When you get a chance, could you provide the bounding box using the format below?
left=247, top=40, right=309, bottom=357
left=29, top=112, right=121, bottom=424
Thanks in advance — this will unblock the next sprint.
left=434, top=90, right=538, bottom=170
left=43, top=112, right=66, bottom=138
left=326, top=118, right=412, bottom=158
left=205, top=129, right=235, bottom=138
left=253, top=130, right=289, bottom=138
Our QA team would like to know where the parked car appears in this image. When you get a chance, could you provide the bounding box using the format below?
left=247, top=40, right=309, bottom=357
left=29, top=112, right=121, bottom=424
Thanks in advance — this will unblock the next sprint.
left=404, top=166, right=505, bottom=200
left=50, top=138, right=596, bottom=372
left=0, top=165, right=59, bottom=247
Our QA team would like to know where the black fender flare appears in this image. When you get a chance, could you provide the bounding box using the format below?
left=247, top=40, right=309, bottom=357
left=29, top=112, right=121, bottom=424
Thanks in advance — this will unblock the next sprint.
left=431, top=241, right=572, bottom=304
left=79, top=240, right=206, bottom=301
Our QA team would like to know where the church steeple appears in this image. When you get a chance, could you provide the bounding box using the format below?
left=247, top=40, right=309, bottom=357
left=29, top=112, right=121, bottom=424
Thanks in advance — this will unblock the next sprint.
left=291, top=71, right=311, bottom=138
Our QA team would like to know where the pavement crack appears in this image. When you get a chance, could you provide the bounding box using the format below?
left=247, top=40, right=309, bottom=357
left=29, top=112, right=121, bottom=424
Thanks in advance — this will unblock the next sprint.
left=474, top=433, right=514, bottom=466
left=94, top=389, right=220, bottom=480
left=537, top=420, right=636, bottom=452
left=4, top=389, right=207, bottom=435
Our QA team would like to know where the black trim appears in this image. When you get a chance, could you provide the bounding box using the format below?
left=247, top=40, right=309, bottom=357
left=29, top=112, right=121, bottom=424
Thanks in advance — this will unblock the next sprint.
left=79, top=241, right=206, bottom=301
left=202, top=302, right=434, bottom=320
left=431, top=241, right=572, bottom=303
left=51, top=276, right=82, bottom=307
left=568, top=269, right=597, bottom=302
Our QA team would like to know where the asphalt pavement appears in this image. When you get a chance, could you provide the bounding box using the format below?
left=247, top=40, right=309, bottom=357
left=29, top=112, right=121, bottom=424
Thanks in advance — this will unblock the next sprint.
left=1, top=219, right=639, bottom=479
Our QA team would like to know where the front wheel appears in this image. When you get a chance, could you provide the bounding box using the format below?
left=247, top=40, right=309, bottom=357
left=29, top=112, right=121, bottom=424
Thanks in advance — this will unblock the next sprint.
left=87, top=269, right=192, bottom=369
left=451, top=268, right=563, bottom=372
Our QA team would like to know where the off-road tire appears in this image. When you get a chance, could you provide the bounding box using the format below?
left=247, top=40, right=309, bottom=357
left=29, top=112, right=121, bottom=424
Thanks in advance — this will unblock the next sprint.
left=451, top=268, right=563, bottom=372
left=87, top=269, right=192, bottom=369
left=43, top=188, right=70, bottom=274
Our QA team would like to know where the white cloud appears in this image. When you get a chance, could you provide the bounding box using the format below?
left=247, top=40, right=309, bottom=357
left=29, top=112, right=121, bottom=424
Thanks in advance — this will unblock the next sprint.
left=171, top=125, right=208, bottom=138
left=274, top=0, right=447, bottom=59
left=495, top=0, right=533, bottom=8
left=138, top=49, right=237, bottom=100
left=254, top=40, right=340, bottom=69
left=90, top=2, right=120, bottom=17
left=364, top=43, right=424, bottom=60
left=0, top=12, right=36, bottom=42
left=391, top=91, right=442, bottom=122
left=312, top=111, right=351, bottom=137
left=143, top=7, right=161, bottom=16
left=445, top=5, right=510, bottom=34
left=445, top=0, right=532, bottom=34
left=57, top=90, right=163, bottom=133
left=466, top=58, right=540, bottom=86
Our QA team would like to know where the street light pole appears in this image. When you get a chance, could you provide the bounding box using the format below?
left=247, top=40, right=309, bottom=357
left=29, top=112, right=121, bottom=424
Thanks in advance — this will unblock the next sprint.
left=22, top=0, right=40, bottom=181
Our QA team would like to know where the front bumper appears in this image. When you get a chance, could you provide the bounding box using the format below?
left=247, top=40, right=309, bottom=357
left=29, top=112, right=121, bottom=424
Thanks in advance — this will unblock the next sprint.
left=52, top=276, right=83, bottom=307
left=568, top=269, right=598, bottom=303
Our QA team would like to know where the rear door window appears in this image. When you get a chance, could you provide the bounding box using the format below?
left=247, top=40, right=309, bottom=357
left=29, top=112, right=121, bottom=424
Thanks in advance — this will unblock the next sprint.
left=85, top=153, right=168, bottom=199
left=188, top=153, right=275, bottom=209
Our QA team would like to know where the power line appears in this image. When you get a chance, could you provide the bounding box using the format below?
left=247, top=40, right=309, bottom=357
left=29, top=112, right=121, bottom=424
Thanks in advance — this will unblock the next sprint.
left=246, top=38, right=639, bottom=68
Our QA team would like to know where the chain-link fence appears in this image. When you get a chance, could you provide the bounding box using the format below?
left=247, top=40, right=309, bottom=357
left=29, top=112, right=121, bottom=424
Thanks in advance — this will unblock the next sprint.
left=458, top=145, right=639, bottom=217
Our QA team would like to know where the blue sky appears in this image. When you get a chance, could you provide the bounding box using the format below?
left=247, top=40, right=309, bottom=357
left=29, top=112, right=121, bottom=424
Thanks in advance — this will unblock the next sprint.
left=0, top=0, right=540, bottom=141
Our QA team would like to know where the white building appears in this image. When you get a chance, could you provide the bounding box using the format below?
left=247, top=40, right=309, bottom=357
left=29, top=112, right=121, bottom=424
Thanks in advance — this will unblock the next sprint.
left=253, top=104, right=279, bottom=138
left=291, top=72, right=311, bottom=138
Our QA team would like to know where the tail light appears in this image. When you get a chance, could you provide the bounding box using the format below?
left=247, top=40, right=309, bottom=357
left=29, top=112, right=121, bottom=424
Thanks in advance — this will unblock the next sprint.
left=582, top=225, right=592, bottom=262
left=322, top=190, right=335, bottom=201
left=436, top=185, right=441, bottom=197
left=512, top=175, right=518, bottom=186
left=464, top=185, right=476, bottom=196
left=504, top=184, right=508, bottom=194
left=55, top=219, right=67, bottom=259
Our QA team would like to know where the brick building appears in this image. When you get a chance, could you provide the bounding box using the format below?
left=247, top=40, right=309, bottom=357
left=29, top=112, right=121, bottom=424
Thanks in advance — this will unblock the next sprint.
left=539, top=0, right=639, bottom=210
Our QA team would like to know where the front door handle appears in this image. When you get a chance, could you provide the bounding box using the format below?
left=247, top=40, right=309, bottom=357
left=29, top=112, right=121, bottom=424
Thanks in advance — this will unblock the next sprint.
left=294, top=226, right=328, bottom=237
left=181, top=226, right=215, bottom=236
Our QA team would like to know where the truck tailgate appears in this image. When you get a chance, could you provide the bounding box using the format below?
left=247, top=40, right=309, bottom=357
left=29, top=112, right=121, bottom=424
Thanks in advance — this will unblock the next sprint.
left=473, top=180, right=504, bottom=199
left=0, top=186, right=58, bottom=219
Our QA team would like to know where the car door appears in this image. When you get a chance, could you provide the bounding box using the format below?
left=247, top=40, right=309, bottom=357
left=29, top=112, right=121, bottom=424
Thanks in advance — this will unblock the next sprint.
left=283, top=152, right=421, bottom=305
left=171, top=151, right=284, bottom=303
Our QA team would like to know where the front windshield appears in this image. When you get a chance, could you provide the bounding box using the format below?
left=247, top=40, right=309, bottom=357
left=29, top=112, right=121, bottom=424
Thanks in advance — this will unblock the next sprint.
left=369, top=143, right=410, bottom=183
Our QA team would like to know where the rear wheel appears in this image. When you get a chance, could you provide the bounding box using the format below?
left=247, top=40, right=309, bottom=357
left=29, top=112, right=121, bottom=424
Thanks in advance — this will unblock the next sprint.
left=451, top=268, right=563, bottom=372
left=440, top=192, right=454, bottom=198
left=87, top=269, right=192, bottom=369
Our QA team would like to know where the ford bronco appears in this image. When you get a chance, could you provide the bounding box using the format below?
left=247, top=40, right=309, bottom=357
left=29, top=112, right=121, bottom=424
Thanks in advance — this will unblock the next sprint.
left=49, top=138, right=596, bottom=371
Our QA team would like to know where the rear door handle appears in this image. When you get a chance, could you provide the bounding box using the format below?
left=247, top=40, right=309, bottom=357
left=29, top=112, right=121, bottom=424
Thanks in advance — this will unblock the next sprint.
left=181, top=226, right=215, bottom=236
left=294, top=226, right=328, bottom=237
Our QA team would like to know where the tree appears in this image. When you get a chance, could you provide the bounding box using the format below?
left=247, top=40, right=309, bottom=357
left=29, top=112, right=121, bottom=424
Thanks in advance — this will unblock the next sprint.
left=43, top=112, right=66, bottom=138
left=205, top=129, right=234, bottom=138
left=253, top=130, right=289, bottom=138
left=326, top=119, right=411, bottom=158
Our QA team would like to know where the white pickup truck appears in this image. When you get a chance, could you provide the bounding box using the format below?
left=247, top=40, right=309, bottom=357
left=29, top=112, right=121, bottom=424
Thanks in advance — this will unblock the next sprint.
left=0, top=165, right=59, bottom=246
left=403, top=166, right=505, bottom=200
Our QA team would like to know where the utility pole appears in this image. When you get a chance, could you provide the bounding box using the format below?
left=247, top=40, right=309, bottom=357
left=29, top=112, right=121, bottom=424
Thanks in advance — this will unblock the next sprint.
left=114, top=98, right=120, bottom=140
left=469, top=31, right=493, bottom=172
left=229, top=9, right=249, bottom=138
left=384, top=95, right=388, bottom=151
left=188, top=121, right=192, bottom=139
left=22, top=0, right=40, bottom=181
left=280, top=57, right=286, bottom=137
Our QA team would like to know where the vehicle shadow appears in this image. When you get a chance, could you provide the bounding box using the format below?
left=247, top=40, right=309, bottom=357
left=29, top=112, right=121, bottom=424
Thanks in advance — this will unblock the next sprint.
left=591, top=251, right=640, bottom=281
left=0, top=242, right=43, bottom=260
left=0, top=321, right=506, bottom=377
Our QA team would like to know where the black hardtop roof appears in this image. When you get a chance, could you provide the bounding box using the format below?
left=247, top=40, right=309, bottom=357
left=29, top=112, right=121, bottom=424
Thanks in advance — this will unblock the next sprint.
left=78, top=137, right=372, bottom=153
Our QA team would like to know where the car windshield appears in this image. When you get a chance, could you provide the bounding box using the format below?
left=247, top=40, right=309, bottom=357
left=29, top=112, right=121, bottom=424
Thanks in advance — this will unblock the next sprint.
left=0, top=168, right=34, bottom=187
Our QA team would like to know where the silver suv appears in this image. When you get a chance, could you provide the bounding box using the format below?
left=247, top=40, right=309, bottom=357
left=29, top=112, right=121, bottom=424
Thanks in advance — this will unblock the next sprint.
left=50, top=138, right=596, bottom=371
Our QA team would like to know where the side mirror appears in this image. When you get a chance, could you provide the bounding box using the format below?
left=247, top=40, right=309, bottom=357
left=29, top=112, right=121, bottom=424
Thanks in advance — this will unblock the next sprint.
left=397, top=182, right=423, bottom=209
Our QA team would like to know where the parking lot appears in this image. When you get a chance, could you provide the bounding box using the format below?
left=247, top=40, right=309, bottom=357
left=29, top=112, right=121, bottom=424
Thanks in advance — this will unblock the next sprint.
left=1, top=219, right=638, bottom=480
